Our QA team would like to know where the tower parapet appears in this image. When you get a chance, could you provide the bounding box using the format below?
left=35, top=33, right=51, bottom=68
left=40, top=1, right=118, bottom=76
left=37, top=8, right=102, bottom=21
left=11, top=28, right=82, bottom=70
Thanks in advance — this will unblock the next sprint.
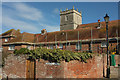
left=60, top=7, right=82, bottom=31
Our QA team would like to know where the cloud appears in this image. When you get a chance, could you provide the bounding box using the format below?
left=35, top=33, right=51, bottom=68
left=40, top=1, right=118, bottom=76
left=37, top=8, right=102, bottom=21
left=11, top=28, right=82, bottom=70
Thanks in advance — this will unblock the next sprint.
left=2, top=3, right=42, bottom=32
left=13, top=3, right=43, bottom=21
left=3, top=3, right=43, bottom=21
left=41, top=24, right=60, bottom=32
left=3, top=16, right=40, bottom=32
left=53, top=8, right=59, bottom=14
left=2, top=2, right=60, bottom=33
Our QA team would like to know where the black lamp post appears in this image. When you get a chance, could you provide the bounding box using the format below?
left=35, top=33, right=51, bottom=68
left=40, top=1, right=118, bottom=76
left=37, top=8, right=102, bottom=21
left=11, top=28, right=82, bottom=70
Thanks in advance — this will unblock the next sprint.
left=104, top=14, right=110, bottom=78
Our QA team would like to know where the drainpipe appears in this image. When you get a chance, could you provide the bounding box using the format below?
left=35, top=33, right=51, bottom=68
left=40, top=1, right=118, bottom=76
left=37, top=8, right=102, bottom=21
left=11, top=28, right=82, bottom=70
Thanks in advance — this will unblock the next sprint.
left=55, top=35, right=57, bottom=49
left=91, top=27, right=93, bottom=52
left=66, top=32, right=67, bottom=49
left=116, top=29, right=119, bottom=54
left=78, top=31, right=79, bottom=52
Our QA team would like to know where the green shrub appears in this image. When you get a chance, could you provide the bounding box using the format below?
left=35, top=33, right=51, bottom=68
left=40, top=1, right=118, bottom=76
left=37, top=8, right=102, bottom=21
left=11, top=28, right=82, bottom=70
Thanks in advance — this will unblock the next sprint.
left=13, top=48, right=93, bottom=63
left=14, top=48, right=30, bottom=55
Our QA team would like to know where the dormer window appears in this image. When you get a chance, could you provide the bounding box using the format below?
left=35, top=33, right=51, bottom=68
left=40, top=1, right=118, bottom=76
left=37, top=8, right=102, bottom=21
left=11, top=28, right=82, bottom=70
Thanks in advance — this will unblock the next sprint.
left=5, top=38, right=8, bottom=42
left=65, top=16, right=68, bottom=21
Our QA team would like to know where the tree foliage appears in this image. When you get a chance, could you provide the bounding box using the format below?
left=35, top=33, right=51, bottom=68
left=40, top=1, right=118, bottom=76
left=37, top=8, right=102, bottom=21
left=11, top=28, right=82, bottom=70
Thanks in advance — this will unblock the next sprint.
left=14, top=48, right=93, bottom=63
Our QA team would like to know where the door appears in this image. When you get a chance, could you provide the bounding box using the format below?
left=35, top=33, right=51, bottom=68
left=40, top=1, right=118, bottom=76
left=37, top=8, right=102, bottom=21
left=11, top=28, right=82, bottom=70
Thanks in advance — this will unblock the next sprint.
left=26, top=59, right=35, bottom=80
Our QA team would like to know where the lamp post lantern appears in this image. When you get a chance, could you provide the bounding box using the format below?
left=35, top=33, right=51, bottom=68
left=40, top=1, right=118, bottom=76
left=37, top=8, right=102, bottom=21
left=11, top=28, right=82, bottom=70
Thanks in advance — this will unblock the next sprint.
left=104, top=14, right=110, bottom=78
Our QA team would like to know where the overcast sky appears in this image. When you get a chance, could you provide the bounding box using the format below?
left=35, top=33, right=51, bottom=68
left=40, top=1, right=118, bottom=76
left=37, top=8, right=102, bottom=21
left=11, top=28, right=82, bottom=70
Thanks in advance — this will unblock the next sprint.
left=2, top=2, right=118, bottom=34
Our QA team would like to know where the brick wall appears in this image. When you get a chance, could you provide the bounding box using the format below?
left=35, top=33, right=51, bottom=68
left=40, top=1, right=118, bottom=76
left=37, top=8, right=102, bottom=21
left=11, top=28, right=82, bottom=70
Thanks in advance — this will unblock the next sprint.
left=2, top=41, right=119, bottom=55
left=3, top=45, right=22, bottom=54
left=36, top=60, right=64, bottom=78
left=36, top=54, right=107, bottom=78
left=2, top=53, right=108, bottom=78
left=3, top=53, right=120, bottom=78
left=63, top=56, right=103, bottom=78
left=2, top=45, right=35, bottom=54
left=2, top=54, right=27, bottom=78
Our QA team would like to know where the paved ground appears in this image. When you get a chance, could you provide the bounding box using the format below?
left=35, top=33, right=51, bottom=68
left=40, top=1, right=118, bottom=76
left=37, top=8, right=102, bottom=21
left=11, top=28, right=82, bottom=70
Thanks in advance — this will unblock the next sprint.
left=110, top=66, right=120, bottom=78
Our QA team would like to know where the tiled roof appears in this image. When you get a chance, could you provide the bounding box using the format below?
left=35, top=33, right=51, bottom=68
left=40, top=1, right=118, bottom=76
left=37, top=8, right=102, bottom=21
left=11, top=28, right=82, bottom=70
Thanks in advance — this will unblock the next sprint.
left=8, top=32, right=35, bottom=43
left=2, top=20, right=120, bottom=43
left=34, top=20, right=119, bottom=43
left=1, top=29, right=20, bottom=36
left=77, top=20, right=119, bottom=29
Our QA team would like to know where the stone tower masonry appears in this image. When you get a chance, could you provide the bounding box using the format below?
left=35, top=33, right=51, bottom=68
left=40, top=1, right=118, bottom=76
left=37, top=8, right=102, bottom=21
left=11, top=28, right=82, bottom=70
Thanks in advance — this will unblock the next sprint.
left=60, top=6, right=82, bottom=31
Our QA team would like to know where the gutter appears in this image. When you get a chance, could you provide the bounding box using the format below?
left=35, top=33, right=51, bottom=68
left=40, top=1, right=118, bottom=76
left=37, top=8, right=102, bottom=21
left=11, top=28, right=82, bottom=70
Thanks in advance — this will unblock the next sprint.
left=0, top=35, right=16, bottom=38
left=2, top=37, right=120, bottom=46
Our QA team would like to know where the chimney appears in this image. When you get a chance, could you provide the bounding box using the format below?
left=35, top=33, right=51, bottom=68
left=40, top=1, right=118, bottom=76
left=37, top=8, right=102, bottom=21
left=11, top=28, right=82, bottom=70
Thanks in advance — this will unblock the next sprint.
left=41, top=29, right=47, bottom=35
left=97, top=19, right=101, bottom=29
left=98, top=19, right=100, bottom=23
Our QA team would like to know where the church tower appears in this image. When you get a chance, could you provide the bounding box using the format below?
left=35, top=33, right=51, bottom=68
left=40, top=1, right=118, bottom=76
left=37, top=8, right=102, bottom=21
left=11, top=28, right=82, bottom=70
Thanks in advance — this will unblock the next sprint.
left=60, top=6, right=82, bottom=31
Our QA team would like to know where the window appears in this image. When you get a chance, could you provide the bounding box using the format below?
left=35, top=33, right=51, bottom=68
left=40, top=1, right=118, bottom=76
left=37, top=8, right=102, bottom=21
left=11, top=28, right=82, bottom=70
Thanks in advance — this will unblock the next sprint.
left=8, top=45, right=15, bottom=50
left=49, top=44, right=53, bottom=49
left=101, top=41, right=107, bottom=48
left=5, top=38, right=8, bottom=42
left=76, top=43, right=81, bottom=50
left=59, top=43, right=63, bottom=49
left=55, top=44, right=57, bottom=49
left=27, top=45, right=31, bottom=50
left=46, top=45, right=49, bottom=49
left=65, top=16, right=68, bottom=21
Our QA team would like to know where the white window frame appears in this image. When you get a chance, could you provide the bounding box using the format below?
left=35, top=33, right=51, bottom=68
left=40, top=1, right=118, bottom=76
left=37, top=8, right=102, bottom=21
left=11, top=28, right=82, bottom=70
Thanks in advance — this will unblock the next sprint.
left=46, top=45, right=49, bottom=49
left=59, top=43, right=63, bottom=49
left=76, top=43, right=81, bottom=50
left=101, top=41, right=107, bottom=48
left=27, top=45, right=31, bottom=50
left=5, top=38, right=8, bottom=42
left=8, top=45, right=15, bottom=50
left=49, top=44, right=53, bottom=49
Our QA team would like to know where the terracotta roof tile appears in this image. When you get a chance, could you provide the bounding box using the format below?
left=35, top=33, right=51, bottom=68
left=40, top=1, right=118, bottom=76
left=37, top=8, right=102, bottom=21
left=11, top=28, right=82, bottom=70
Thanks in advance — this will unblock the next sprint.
left=1, top=29, right=21, bottom=36
left=35, top=20, right=120, bottom=43
left=77, top=20, right=120, bottom=29
left=8, top=32, right=35, bottom=43
left=2, top=20, right=120, bottom=43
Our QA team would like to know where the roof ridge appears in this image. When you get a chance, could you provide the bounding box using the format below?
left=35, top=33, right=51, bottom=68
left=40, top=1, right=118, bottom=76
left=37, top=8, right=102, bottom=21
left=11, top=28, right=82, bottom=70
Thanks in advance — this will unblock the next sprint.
left=81, top=19, right=120, bottom=25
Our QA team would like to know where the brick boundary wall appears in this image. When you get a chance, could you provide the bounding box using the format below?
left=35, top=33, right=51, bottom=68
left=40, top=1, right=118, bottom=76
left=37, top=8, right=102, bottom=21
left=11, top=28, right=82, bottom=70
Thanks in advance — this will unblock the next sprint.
left=2, top=54, right=110, bottom=78
left=2, top=54, right=27, bottom=78
left=36, top=54, right=107, bottom=78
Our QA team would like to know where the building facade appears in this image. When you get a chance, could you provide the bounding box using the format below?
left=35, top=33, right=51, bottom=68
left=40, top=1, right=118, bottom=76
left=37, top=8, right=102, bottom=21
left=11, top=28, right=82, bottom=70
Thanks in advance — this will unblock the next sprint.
left=1, top=20, right=120, bottom=54
left=0, top=7, right=120, bottom=54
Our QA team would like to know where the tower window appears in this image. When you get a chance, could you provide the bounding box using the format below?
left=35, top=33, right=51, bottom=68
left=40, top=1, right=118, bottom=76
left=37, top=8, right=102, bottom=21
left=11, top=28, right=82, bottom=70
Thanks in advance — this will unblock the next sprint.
left=65, top=16, right=68, bottom=21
